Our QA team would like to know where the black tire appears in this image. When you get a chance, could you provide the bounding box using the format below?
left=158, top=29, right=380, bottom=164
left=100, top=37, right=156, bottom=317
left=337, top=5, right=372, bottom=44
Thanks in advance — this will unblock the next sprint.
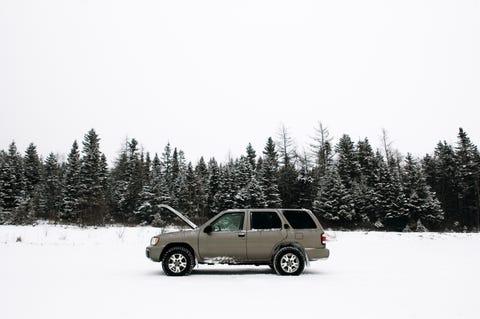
left=162, top=247, right=195, bottom=276
left=273, top=247, right=305, bottom=276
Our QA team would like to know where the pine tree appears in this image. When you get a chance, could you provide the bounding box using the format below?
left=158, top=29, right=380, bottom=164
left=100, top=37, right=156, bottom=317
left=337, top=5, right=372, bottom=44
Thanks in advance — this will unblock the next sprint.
left=375, top=152, right=408, bottom=231
left=402, top=154, right=444, bottom=230
left=246, top=143, right=257, bottom=171
left=356, top=138, right=377, bottom=187
left=78, top=129, right=108, bottom=225
left=23, top=143, right=41, bottom=198
left=455, top=128, right=480, bottom=230
left=213, top=164, right=237, bottom=213
left=0, top=142, right=25, bottom=211
left=335, top=134, right=360, bottom=189
left=194, top=157, right=209, bottom=218
left=136, top=153, right=170, bottom=225
left=41, top=153, right=63, bottom=221
left=207, top=158, right=220, bottom=217
left=234, top=157, right=265, bottom=208
left=260, top=137, right=281, bottom=208
left=62, top=141, right=81, bottom=222
left=426, top=141, right=459, bottom=228
left=313, top=166, right=355, bottom=228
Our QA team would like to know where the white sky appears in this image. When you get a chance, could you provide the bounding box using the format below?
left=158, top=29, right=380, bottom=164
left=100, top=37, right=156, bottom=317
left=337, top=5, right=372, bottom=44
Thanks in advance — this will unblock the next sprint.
left=1, top=0, right=479, bottom=164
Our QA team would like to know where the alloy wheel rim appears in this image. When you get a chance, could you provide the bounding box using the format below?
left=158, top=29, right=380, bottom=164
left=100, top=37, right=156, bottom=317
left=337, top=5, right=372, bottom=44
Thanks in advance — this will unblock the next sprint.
left=168, top=253, right=187, bottom=273
left=280, top=253, right=299, bottom=273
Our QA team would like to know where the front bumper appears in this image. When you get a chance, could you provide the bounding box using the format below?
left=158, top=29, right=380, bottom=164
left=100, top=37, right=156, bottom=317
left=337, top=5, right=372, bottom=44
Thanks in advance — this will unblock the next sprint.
left=145, top=245, right=163, bottom=262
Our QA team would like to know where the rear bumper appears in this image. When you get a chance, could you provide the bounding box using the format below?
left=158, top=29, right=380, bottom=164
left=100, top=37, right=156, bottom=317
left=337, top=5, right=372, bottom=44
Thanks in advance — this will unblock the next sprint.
left=305, top=248, right=329, bottom=261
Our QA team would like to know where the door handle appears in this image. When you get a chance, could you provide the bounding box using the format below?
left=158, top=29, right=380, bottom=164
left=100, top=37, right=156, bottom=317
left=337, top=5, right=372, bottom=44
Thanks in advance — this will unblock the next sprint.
left=238, top=233, right=246, bottom=238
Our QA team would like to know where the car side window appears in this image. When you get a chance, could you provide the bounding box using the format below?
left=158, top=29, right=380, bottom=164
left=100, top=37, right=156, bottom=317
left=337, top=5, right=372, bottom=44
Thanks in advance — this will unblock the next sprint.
left=282, top=210, right=317, bottom=229
left=250, top=211, right=282, bottom=230
left=210, top=212, right=245, bottom=232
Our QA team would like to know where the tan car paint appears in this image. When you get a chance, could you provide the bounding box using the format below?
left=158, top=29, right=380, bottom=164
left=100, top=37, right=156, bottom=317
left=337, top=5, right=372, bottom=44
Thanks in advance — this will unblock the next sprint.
left=146, top=208, right=329, bottom=271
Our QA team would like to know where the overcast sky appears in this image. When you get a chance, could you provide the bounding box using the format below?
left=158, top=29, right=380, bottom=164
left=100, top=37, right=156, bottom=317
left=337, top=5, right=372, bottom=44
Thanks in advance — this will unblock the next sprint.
left=1, top=0, right=479, bottom=164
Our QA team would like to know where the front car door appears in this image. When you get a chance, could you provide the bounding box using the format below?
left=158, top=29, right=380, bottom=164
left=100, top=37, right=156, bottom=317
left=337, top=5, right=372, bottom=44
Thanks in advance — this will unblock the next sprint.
left=198, top=211, right=247, bottom=262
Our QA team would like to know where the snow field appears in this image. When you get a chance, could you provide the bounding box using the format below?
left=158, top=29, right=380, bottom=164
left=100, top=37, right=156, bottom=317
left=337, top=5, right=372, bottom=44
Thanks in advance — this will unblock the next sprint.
left=1, top=225, right=479, bottom=319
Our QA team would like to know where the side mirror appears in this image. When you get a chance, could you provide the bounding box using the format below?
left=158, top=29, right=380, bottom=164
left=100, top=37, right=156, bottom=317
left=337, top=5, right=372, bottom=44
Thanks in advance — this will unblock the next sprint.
left=204, top=225, right=212, bottom=234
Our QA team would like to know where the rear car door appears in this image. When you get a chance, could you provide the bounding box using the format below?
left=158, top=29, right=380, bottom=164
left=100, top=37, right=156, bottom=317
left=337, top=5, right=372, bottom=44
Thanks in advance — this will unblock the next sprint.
left=246, top=210, right=286, bottom=261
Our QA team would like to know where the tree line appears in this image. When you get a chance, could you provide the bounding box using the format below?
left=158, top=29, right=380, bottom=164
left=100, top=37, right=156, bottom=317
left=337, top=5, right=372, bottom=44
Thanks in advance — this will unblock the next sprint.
left=0, top=126, right=479, bottom=232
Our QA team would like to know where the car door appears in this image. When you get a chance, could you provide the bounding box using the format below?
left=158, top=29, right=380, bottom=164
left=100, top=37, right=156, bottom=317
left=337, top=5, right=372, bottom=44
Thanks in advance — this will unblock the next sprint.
left=246, top=210, right=287, bottom=261
left=198, top=211, right=247, bottom=262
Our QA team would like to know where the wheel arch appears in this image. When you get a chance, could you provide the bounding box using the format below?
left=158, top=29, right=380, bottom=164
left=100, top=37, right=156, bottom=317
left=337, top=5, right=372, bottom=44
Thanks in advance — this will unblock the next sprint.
left=160, top=243, right=196, bottom=262
left=271, top=242, right=308, bottom=265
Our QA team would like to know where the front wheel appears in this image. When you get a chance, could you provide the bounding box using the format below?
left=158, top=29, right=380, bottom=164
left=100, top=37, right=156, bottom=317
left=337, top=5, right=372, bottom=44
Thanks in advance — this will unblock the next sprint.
left=273, top=247, right=305, bottom=276
left=162, top=247, right=194, bottom=276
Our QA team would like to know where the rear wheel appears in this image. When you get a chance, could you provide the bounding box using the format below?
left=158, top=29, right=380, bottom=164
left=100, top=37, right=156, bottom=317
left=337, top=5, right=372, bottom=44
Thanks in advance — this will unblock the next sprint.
left=162, top=247, right=194, bottom=276
left=273, top=247, right=305, bottom=276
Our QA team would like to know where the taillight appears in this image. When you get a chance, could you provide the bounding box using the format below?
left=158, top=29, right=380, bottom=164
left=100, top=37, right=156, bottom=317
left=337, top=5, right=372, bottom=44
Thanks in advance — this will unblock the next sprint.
left=321, top=233, right=327, bottom=245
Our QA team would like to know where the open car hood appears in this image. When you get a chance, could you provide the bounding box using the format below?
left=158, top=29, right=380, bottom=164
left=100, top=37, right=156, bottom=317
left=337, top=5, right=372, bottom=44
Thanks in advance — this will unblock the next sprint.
left=158, top=204, right=197, bottom=229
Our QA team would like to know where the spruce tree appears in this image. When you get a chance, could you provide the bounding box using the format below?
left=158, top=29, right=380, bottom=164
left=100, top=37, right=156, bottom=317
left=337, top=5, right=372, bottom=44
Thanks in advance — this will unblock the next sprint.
left=207, top=158, right=220, bottom=217
left=194, top=157, right=209, bottom=218
left=78, top=129, right=108, bottom=225
left=260, top=137, right=281, bottom=208
left=313, top=166, right=355, bottom=228
left=375, top=152, right=408, bottom=231
left=246, top=143, right=257, bottom=171
left=62, top=140, right=81, bottom=222
left=213, top=164, right=236, bottom=213
left=0, top=142, right=25, bottom=211
left=402, top=154, right=444, bottom=230
left=335, top=134, right=360, bottom=189
left=23, top=143, right=41, bottom=198
left=455, top=128, right=480, bottom=230
left=41, top=153, right=63, bottom=221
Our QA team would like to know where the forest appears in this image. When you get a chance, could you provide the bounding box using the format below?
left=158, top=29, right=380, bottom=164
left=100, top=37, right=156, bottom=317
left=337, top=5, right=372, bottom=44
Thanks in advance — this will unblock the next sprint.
left=0, top=125, right=479, bottom=232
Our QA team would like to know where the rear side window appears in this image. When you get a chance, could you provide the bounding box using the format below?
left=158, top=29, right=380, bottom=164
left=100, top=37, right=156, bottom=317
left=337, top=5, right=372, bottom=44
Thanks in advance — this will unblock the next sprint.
left=282, top=211, right=317, bottom=229
left=251, top=212, right=282, bottom=230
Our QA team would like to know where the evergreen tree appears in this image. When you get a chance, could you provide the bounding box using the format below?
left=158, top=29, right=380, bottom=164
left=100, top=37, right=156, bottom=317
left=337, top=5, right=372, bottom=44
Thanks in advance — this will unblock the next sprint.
left=335, top=134, right=360, bottom=189
left=426, top=141, right=459, bottom=228
left=260, top=137, right=281, bottom=208
left=213, top=164, right=237, bottom=213
left=135, top=153, right=170, bottom=225
left=194, top=157, right=209, bottom=218
left=0, top=142, right=25, bottom=211
left=177, top=162, right=199, bottom=218
left=23, top=143, right=41, bottom=198
left=455, top=128, right=480, bottom=230
left=356, top=138, right=377, bottom=187
left=375, top=152, right=408, bottom=231
left=234, top=157, right=265, bottom=208
left=402, top=154, right=444, bottom=230
left=78, top=129, right=108, bottom=225
left=62, top=140, right=81, bottom=222
left=41, top=153, right=63, bottom=221
left=207, top=158, right=220, bottom=217
left=246, top=143, right=257, bottom=171
left=313, top=166, right=355, bottom=228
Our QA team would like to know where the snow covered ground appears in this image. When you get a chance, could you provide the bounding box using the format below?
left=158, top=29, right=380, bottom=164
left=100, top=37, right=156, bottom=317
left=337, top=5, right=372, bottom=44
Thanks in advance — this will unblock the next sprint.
left=1, top=225, right=479, bottom=319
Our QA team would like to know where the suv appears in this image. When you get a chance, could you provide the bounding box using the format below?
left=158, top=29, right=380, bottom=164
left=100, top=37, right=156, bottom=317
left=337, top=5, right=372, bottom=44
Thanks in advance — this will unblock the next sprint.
left=146, top=205, right=329, bottom=276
